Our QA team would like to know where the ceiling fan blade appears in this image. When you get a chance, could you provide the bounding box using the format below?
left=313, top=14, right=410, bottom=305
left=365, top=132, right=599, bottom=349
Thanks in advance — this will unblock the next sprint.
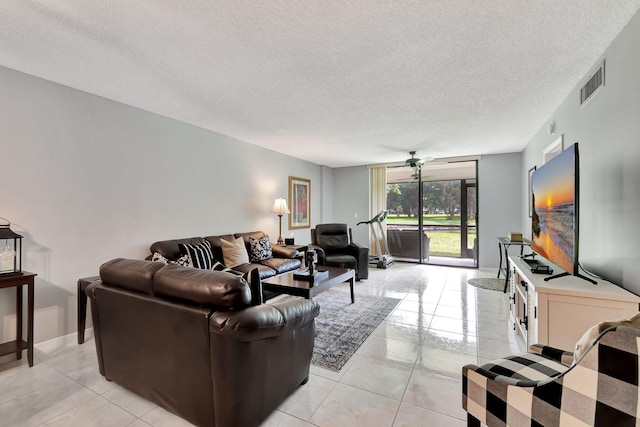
left=419, top=156, right=434, bottom=164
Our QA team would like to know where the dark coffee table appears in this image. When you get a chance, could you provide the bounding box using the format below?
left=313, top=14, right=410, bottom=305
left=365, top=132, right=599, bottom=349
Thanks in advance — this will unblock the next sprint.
left=262, top=266, right=355, bottom=303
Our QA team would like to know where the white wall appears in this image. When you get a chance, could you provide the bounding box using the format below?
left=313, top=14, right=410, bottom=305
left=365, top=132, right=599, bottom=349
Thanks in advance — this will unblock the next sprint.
left=320, top=165, right=334, bottom=225
left=478, top=153, right=523, bottom=268
left=332, top=166, right=370, bottom=245
left=0, top=66, right=329, bottom=344
left=521, top=10, right=640, bottom=294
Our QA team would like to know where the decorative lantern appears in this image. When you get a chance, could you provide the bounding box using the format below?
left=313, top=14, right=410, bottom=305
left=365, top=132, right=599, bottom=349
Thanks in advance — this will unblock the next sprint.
left=0, top=218, right=22, bottom=275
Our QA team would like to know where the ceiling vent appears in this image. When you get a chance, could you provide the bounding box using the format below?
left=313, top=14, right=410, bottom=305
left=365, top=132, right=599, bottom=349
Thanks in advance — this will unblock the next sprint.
left=580, top=60, right=605, bottom=105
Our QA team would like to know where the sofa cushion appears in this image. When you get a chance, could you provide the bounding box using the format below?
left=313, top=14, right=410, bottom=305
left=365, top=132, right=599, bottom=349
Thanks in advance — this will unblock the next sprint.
left=179, top=240, right=215, bottom=270
left=100, top=258, right=164, bottom=295
left=153, top=264, right=252, bottom=308
left=150, top=237, right=206, bottom=261
left=230, top=263, right=277, bottom=280
left=249, top=235, right=273, bottom=262
left=221, top=237, right=250, bottom=268
left=325, top=254, right=357, bottom=269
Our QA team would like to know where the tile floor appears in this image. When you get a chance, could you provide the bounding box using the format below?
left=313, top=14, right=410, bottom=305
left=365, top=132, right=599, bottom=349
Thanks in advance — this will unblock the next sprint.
left=0, top=262, right=523, bottom=426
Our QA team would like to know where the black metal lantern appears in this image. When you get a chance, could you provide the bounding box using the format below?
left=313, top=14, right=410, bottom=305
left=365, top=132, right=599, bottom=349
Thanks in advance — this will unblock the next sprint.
left=0, top=218, right=22, bottom=275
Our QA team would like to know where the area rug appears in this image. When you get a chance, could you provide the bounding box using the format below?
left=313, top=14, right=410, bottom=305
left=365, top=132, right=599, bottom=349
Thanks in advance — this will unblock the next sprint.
left=277, top=291, right=400, bottom=371
left=467, top=277, right=505, bottom=291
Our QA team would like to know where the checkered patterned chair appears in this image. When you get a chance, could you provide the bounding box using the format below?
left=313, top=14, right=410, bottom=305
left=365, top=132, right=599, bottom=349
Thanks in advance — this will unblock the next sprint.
left=462, top=325, right=640, bottom=426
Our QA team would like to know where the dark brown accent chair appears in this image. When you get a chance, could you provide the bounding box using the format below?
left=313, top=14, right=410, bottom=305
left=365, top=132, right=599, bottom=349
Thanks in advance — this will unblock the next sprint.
left=87, top=258, right=319, bottom=427
left=309, top=223, right=369, bottom=280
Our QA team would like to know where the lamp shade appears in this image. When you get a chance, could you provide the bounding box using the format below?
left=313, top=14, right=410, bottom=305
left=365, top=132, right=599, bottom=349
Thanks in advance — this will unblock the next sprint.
left=271, top=198, right=290, bottom=215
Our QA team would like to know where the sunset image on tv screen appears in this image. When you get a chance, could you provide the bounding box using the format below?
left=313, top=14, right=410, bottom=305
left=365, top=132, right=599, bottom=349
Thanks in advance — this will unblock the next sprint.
left=531, top=145, right=576, bottom=274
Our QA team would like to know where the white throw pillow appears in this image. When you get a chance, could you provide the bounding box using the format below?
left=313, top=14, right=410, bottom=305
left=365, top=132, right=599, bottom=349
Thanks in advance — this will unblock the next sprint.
left=573, top=312, right=640, bottom=364
left=221, top=237, right=250, bottom=268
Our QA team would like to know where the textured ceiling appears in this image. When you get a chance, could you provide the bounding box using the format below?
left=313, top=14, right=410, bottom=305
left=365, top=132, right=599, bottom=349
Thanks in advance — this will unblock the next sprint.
left=1, top=1, right=639, bottom=167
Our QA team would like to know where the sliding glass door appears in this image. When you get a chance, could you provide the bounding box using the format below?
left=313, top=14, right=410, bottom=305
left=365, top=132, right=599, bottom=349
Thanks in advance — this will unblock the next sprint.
left=386, top=161, right=478, bottom=267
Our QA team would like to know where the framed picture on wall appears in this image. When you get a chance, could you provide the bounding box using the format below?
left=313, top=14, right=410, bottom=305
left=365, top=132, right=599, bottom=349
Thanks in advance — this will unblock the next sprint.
left=528, top=166, right=536, bottom=217
left=288, top=176, right=310, bottom=229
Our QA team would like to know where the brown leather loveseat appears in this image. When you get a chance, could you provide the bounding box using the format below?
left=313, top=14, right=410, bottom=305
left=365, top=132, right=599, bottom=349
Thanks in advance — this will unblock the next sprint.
left=86, top=258, right=319, bottom=427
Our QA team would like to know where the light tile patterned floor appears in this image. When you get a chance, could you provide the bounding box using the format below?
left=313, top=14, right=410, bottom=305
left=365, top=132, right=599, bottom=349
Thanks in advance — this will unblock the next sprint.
left=0, top=263, right=522, bottom=426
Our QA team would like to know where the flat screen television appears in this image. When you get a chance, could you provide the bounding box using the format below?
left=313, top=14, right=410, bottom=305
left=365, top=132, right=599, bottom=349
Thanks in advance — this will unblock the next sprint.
left=531, top=143, right=595, bottom=283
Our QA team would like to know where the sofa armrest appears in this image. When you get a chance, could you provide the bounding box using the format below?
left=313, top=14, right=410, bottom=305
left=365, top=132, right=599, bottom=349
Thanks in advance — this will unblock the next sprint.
left=349, top=242, right=369, bottom=280
left=529, top=343, right=574, bottom=367
left=209, top=298, right=320, bottom=341
left=271, top=245, right=299, bottom=259
left=349, top=242, right=369, bottom=256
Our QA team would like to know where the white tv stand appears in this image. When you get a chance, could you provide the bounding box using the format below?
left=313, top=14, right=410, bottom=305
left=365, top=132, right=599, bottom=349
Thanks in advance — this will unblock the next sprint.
left=508, top=256, right=640, bottom=352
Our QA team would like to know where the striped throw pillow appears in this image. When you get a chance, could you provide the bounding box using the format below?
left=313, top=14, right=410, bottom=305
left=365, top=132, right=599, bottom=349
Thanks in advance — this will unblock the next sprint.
left=178, top=240, right=215, bottom=270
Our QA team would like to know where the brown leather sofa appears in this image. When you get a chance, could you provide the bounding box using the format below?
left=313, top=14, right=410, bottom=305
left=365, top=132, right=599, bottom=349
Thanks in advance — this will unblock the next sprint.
left=86, top=258, right=319, bottom=427
left=149, top=230, right=301, bottom=280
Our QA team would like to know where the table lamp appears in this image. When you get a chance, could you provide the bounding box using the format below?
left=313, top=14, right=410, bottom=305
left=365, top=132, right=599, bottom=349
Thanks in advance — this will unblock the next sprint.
left=271, top=198, right=290, bottom=245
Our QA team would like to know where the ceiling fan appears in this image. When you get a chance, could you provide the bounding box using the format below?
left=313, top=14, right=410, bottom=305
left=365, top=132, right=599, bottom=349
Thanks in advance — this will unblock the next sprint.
left=405, top=151, right=432, bottom=169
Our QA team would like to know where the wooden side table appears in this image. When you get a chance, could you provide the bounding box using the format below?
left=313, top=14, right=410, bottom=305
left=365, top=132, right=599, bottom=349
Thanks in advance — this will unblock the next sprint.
left=77, top=275, right=100, bottom=344
left=0, top=272, right=36, bottom=367
left=497, top=237, right=531, bottom=292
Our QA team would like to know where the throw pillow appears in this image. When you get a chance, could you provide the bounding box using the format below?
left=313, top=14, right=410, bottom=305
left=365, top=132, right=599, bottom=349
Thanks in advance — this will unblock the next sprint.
left=151, top=252, right=169, bottom=264
left=178, top=240, right=215, bottom=270
left=211, top=261, right=243, bottom=276
left=220, top=236, right=250, bottom=268
left=173, top=254, right=190, bottom=267
left=573, top=312, right=640, bottom=364
left=249, top=235, right=272, bottom=262
left=151, top=252, right=190, bottom=267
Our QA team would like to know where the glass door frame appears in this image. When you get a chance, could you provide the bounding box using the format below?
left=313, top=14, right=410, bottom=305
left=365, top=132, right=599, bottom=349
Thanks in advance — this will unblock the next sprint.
left=385, top=160, right=479, bottom=268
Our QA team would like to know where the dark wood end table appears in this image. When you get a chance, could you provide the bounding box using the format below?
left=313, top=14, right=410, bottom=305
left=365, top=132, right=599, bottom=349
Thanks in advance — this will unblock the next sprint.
left=262, top=266, right=355, bottom=303
left=0, top=271, right=36, bottom=367
left=77, top=275, right=100, bottom=344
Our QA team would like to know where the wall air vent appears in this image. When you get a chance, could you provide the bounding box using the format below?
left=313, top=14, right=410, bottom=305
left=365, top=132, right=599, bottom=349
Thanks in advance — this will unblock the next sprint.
left=580, top=60, right=605, bottom=105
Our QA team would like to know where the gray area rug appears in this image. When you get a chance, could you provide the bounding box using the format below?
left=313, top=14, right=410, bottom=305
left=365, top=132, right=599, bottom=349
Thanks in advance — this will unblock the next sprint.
left=467, top=277, right=505, bottom=291
left=278, top=290, right=400, bottom=371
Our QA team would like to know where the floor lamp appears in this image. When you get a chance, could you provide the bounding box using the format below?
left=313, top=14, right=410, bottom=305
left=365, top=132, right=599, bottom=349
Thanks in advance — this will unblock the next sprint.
left=271, top=198, right=290, bottom=245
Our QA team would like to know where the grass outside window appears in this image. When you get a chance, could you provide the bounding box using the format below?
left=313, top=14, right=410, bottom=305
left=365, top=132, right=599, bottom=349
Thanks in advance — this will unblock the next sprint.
left=387, top=214, right=476, bottom=258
